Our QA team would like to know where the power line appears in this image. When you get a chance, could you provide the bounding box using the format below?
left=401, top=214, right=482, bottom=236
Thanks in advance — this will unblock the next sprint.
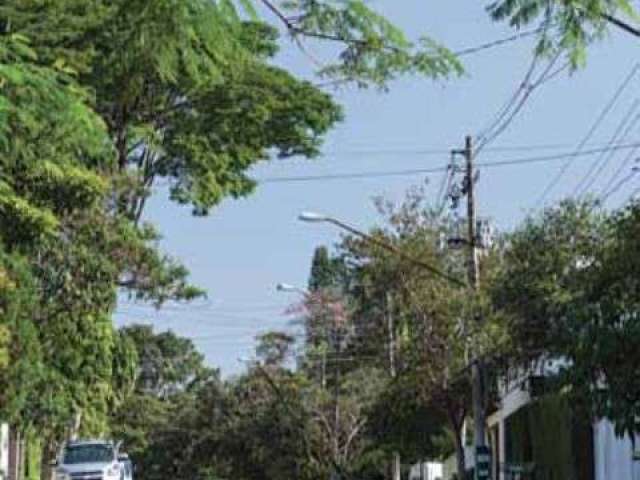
left=573, top=99, right=640, bottom=197
left=536, top=63, right=640, bottom=206
left=300, top=142, right=615, bottom=157
left=600, top=168, right=639, bottom=204
left=628, top=184, right=640, bottom=202
left=474, top=18, right=560, bottom=154
left=600, top=137, right=640, bottom=196
left=260, top=167, right=446, bottom=183
left=452, top=27, right=543, bottom=57
left=257, top=143, right=640, bottom=183
left=475, top=51, right=567, bottom=155
left=475, top=54, right=540, bottom=149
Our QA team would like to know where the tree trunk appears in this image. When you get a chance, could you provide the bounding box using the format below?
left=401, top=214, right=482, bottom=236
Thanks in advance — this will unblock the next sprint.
left=39, top=439, right=56, bottom=480
left=454, top=428, right=466, bottom=480
left=67, top=411, right=82, bottom=441
left=18, top=433, right=25, bottom=480
left=445, top=398, right=467, bottom=480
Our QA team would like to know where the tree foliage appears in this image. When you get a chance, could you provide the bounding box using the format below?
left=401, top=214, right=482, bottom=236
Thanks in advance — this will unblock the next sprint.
left=487, top=0, right=640, bottom=67
left=492, top=199, right=640, bottom=438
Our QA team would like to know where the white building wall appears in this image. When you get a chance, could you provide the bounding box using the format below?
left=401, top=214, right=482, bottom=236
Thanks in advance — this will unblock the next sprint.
left=489, top=381, right=640, bottom=480
left=593, top=420, right=640, bottom=480
left=0, top=424, right=8, bottom=479
left=441, top=456, right=456, bottom=480
left=409, top=462, right=444, bottom=480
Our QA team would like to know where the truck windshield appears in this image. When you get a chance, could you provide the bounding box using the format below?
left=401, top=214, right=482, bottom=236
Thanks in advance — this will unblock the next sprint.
left=63, top=445, right=114, bottom=464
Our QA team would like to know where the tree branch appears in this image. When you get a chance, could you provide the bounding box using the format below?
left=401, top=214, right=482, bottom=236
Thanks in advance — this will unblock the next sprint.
left=602, top=13, right=640, bottom=38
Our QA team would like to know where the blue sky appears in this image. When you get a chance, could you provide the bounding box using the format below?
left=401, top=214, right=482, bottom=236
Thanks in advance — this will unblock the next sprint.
left=115, top=0, right=640, bottom=375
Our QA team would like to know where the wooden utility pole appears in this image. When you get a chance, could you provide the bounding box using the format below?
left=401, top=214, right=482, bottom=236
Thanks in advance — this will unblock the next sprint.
left=386, top=292, right=396, bottom=379
left=463, top=135, right=489, bottom=480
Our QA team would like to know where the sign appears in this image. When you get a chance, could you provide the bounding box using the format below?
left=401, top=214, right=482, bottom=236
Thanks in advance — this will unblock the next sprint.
left=475, top=446, right=491, bottom=480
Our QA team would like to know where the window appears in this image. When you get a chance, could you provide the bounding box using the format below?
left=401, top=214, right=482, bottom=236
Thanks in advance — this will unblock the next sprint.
left=63, top=445, right=115, bottom=465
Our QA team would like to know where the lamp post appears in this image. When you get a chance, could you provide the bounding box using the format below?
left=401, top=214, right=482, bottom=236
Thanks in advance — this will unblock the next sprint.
left=276, top=283, right=309, bottom=297
left=299, top=212, right=465, bottom=287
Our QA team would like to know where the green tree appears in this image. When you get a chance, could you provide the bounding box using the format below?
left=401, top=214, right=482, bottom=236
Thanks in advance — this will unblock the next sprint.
left=578, top=200, right=640, bottom=436
left=256, top=331, right=296, bottom=367
left=490, top=200, right=606, bottom=365
left=367, top=374, right=457, bottom=467
left=119, top=325, right=212, bottom=398
left=0, top=249, right=42, bottom=426
left=111, top=325, right=215, bottom=465
left=495, top=199, right=640, bottom=438
left=487, top=0, right=640, bottom=66
left=0, top=32, right=141, bottom=475
left=318, top=187, right=508, bottom=478
left=0, top=34, right=110, bottom=245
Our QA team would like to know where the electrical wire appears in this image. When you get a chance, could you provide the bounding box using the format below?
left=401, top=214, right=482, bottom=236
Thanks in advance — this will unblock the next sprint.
left=257, top=143, right=640, bottom=183
left=536, top=63, right=640, bottom=206
left=475, top=51, right=567, bottom=156
left=452, top=27, right=544, bottom=57
left=600, top=136, right=640, bottom=196
left=475, top=54, right=541, bottom=151
left=600, top=169, right=639, bottom=204
left=316, top=142, right=614, bottom=157
left=573, top=99, right=640, bottom=197
left=628, top=184, right=640, bottom=202
left=474, top=17, right=557, bottom=153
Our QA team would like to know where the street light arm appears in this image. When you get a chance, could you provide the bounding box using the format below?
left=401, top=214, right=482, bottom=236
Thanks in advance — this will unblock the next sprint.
left=326, top=218, right=465, bottom=288
left=277, top=283, right=310, bottom=297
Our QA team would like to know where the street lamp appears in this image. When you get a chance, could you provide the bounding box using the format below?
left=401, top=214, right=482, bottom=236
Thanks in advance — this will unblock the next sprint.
left=276, top=283, right=309, bottom=297
left=298, top=209, right=477, bottom=479
left=298, top=211, right=330, bottom=223
left=298, top=211, right=465, bottom=287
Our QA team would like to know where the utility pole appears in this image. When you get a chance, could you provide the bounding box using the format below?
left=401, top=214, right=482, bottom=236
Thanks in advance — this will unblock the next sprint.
left=462, top=135, right=490, bottom=480
left=385, top=292, right=401, bottom=480
left=332, top=316, right=341, bottom=480
left=386, top=291, right=397, bottom=379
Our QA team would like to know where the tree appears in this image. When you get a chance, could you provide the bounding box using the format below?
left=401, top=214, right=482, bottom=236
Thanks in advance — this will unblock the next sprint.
left=111, top=326, right=216, bottom=477
left=0, top=249, right=43, bottom=426
left=252, top=0, right=463, bottom=89
left=577, top=200, right=640, bottom=437
left=315, top=187, right=509, bottom=478
left=494, top=199, right=640, bottom=438
left=367, top=374, right=456, bottom=467
left=0, top=32, right=141, bottom=475
left=256, top=331, right=296, bottom=368
left=1, top=0, right=346, bottom=304
left=119, top=325, right=212, bottom=399
left=308, top=246, right=349, bottom=293
left=487, top=0, right=640, bottom=66
left=0, top=34, right=110, bottom=246
left=490, top=199, right=607, bottom=365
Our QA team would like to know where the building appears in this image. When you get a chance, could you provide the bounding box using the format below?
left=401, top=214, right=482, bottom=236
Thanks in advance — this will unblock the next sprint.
left=439, top=358, right=640, bottom=480
left=0, top=424, right=8, bottom=479
left=487, top=359, right=640, bottom=480
left=409, top=462, right=444, bottom=480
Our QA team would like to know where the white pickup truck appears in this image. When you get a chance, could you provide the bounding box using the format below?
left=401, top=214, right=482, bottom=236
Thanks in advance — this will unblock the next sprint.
left=53, top=440, right=134, bottom=480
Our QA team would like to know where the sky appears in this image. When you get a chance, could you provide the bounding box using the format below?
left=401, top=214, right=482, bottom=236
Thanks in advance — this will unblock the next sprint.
left=114, top=0, right=640, bottom=375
